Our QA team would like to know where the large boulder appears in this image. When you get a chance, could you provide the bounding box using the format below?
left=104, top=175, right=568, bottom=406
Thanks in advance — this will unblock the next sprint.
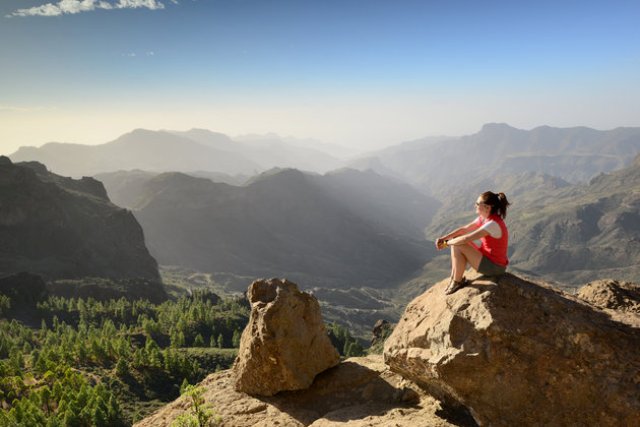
left=233, top=278, right=340, bottom=396
left=384, top=273, right=640, bottom=426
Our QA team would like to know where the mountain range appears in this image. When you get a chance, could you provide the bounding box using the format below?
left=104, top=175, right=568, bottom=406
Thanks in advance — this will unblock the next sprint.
left=0, top=156, right=160, bottom=282
left=507, top=155, right=640, bottom=284
left=97, top=167, right=439, bottom=289
left=8, top=123, right=640, bottom=292
left=351, top=123, right=640, bottom=197
left=9, top=129, right=344, bottom=178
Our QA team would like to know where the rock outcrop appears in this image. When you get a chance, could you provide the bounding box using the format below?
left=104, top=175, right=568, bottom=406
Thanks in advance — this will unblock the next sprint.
left=233, top=278, right=340, bottom=396
left=384, top=272, right=640, bottom=426
left=135, top=355, right=465, bottom=427
left=577, top=279, right=640, bottom=314
left=0, top=157, right=160, bottom=281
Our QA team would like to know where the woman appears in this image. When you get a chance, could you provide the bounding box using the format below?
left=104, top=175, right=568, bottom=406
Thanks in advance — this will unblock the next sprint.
left=436, top=191, right=510, bottom=295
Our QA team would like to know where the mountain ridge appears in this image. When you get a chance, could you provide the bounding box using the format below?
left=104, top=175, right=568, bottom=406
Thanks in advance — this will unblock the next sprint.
left=98, top=167, right=438, bottom=289
left=350, top=124, right=640, bottom=197
left=10, top=128, right=343, bottom=177
left=0, top=156, right=160, bottom=282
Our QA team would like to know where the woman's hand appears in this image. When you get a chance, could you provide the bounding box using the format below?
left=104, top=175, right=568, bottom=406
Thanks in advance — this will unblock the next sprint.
left=435, top=238, right=448, bottom=250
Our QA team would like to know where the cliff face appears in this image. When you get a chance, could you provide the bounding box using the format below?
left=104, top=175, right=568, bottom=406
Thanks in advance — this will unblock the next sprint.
left=0, top=156, right=160, bottom=281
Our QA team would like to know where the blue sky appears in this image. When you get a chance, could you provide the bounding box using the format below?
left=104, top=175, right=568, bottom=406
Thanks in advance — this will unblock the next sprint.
left=1, top=0, right=639, bottom=154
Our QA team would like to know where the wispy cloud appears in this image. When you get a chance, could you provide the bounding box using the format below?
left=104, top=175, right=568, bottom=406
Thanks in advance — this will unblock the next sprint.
left=0, top=104, right=47, bottom=113
left=7, top=0, right=178, bottom=18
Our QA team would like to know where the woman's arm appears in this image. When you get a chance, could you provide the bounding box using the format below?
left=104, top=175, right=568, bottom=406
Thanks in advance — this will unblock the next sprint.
left=439, top=220, right=478, bottom=241
left=447, top=227, right=489, bottom=246
left=436, top=220, right=478, bottom=249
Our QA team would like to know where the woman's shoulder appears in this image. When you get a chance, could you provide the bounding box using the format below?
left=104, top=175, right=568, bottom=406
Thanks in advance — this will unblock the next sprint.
left=489, top=214, right=506, bottom=223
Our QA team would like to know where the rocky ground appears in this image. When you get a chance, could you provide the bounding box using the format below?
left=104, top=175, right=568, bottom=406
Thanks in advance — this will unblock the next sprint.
left=137, top=273, right=640, bottom=427
left=134, top=355, right=468, bottom=427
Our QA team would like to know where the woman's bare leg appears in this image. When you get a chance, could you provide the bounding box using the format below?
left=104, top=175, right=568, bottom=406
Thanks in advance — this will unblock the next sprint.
left=451, top=244, right=483, bottom=281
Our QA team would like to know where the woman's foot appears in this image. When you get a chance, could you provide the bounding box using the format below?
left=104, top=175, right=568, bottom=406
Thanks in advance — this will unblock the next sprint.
left=444, top=277, right=468, bottom=295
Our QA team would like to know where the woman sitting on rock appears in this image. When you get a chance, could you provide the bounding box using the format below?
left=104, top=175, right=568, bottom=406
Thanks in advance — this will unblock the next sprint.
left=436, top=191, right=510, bottom=295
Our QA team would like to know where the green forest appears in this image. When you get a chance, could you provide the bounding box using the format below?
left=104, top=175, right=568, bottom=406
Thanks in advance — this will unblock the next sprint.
left=0, top=287, right=365, bottom=426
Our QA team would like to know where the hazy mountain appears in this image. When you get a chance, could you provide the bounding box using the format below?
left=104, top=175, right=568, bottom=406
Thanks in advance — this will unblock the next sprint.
left=227, top=133, right=344, bottom=172
left=94, top=170, right=249, bottom=209
left=171, top=129, right=345, bottom=173
left=426, top=171, right=572, bottom=237
left=11, top=128, right=345, bottom=178
left=351, top=124, right=640, bottom=197
left=10, top=129, right=260, bottom=177
left=109, top=168, right=438, bottom=288
left=0, top=156, right=160, bottom=282
left=172, top=129, right=346, bottom=172
left=317, top=168, right=439, bottom=240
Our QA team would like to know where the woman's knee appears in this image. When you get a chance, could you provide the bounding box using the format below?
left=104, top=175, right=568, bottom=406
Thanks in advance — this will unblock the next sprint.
left=450, top=245, right=466, bottom=260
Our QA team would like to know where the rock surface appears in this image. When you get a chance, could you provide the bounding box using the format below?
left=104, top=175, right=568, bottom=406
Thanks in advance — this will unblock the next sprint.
left=577, top=279, right=640, bottom=314
left=384, top=272, right=640, bottom=427
left=135, top=356, right=465, bottom=427
left=233, top=278, right=340, bottom=396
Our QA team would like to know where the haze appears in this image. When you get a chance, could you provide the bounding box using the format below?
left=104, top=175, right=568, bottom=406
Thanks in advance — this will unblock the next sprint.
left=1, top=0, right=639, bottom=155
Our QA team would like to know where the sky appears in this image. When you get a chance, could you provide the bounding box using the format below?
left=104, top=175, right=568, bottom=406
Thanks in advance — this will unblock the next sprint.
left=1, top=0, right=639, bottom=155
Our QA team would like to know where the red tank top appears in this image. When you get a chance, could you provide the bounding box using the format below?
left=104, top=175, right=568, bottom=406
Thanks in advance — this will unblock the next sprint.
left=475, top=214, right=509, bottom=266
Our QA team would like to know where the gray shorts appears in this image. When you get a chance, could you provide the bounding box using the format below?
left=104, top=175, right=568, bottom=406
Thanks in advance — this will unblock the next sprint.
left=477, top=256, right=507, bottom=276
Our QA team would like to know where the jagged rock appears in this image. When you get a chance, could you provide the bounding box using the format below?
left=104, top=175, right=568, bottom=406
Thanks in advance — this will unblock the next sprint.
left=135, top=355, right=465, bottom=427
left=233, top=278, right=340, bottom=396
left=371, top=319, right=391, bottom=345
left=369, top=319, right=393, bottom=355
left=384, top=273, right=640, bottom=426
left=577, top=279, right=640, bottom=314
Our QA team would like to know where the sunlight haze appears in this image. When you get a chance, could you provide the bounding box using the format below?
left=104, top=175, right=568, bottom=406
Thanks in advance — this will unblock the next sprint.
left=1, top=0, right=639, bottom=155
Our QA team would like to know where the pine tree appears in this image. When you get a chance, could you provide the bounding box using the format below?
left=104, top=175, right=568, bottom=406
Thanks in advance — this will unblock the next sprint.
left=193, top=334, right=205, bottom=347
left=115, top=358, right=129, bottom=378
left=232, top=329, right=242, bottom=348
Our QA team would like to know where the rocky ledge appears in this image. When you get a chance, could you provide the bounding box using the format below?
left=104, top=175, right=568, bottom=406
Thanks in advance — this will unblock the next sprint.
left=384, top=272, right=640, bottom=426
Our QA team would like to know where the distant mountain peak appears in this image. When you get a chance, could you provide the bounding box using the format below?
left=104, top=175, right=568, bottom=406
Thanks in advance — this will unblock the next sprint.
left=480, top=123, right=518, bottom=132
left=246, top=167, right=309, bottom=186
left=479, top=122, right=518, bottom=133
